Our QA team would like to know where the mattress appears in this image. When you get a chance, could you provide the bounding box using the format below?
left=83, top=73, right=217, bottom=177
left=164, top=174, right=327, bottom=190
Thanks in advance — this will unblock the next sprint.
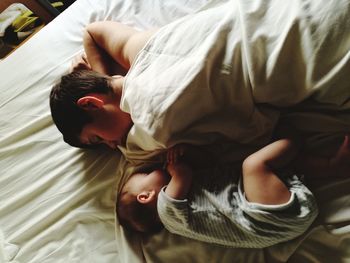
left=0, top=0, right=349, bottom=262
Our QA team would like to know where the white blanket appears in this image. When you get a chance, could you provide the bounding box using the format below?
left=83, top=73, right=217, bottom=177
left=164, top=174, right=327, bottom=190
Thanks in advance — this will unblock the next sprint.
left=120, top=0, right=350, bottom=161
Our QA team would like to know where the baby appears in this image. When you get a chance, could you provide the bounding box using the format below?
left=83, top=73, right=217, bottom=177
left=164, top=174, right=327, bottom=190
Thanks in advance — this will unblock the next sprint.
left=117, top=136, right=350, bottom=248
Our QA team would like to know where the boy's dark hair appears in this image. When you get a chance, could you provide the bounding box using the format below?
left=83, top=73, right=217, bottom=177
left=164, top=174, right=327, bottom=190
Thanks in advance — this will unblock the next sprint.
left=50, top=70, right=113, bottom=148
left=117, top=190, right=163, bottom=234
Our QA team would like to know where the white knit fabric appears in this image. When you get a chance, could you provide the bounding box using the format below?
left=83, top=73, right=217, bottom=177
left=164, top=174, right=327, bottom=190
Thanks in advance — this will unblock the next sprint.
left=157, top=167, right=318, bottom=248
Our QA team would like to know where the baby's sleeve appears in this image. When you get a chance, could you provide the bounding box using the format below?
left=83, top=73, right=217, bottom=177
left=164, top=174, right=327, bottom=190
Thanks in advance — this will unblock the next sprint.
left=237, top=175, right=318, bottom=241
left=157, top=186, right=191, bottom=231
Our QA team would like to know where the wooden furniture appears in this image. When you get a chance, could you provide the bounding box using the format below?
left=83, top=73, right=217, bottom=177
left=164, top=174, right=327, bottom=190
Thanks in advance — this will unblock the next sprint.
left=0, top=0, right=60, bottom=59
left=0, top=0, right=59, bottom=24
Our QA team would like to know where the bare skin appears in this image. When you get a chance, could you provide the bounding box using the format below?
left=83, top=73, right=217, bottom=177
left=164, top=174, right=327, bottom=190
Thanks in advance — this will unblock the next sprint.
left=83, top=21, right=157, bottom=75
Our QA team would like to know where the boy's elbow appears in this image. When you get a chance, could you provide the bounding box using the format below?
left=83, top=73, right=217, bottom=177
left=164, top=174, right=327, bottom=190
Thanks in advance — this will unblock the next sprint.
left=83, top=27, right=89, bottom=39
left=83, top=23, right=102, bottom=45
left=84, top=22, right=103, bottom=36
left=84, top=23, right=94, bottom=34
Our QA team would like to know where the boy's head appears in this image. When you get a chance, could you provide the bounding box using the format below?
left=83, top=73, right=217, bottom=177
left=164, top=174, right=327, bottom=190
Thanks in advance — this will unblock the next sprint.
left=50, top=70, right=131, bottom=149
left=117, top=169, right=170, bottom=233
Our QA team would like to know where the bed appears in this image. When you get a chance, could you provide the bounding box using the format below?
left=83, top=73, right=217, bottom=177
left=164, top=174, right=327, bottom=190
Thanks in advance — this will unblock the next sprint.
left=0, top=0, right=349, bottom=262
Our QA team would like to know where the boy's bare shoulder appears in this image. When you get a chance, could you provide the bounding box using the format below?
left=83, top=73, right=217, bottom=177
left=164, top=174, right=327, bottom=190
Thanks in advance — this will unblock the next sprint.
left=126, top=28, right=158, bottom=65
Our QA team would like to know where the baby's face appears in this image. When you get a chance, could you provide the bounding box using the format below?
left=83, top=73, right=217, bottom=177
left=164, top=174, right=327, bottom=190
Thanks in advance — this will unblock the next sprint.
left=125, top=169, right=171, bottom=196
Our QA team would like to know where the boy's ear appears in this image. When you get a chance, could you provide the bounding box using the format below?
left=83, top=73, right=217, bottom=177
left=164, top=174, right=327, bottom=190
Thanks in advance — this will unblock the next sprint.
left=137, top=190, right=156, bottom=204
left=77, top=96, right=104, bottom=110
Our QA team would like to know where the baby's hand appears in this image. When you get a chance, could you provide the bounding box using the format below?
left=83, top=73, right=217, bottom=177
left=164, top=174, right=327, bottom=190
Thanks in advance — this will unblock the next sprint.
left=166, top=162, right=193, bottom=179
left=165, top=162, right=193, bottom=199
left=167, top=144, right=188, bottom=164
left=70, top=52, right=91, bottom=72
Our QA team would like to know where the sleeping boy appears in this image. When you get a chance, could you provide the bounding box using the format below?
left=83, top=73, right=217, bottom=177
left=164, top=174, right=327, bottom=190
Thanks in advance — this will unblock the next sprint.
left=117, top=136, right=350, bottom=248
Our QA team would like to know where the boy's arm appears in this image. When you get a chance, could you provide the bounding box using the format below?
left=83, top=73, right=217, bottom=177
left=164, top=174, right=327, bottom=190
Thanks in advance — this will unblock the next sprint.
left=83, top=21, right=156, bottom=75
left=242, top=139, right=296, bottom=205
left=165, top=163, right=193, bottom=200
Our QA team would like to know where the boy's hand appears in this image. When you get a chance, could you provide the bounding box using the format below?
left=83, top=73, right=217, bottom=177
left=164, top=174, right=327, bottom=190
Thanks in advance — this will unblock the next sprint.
left=70, top=52, right=91, bottom=72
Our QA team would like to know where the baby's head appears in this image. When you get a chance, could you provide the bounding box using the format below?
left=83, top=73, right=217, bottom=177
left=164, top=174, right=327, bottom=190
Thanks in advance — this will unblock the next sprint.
left=117, top=169, right=170, bottom=233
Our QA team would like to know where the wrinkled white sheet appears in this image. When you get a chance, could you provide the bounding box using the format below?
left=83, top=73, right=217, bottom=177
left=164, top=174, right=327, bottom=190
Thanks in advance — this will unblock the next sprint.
left=0, top=0, right=349, bottom=263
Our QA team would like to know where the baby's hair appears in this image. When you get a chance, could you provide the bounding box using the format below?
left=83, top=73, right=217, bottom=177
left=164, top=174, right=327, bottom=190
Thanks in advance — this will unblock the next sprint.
left=117, top=187, right=163, bottom=234
left=49, top=70, right=113, bottom=148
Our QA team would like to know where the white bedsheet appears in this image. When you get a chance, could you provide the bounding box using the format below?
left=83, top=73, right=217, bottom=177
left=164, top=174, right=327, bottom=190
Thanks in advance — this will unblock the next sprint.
left=0, top=0, right=349, bottom=263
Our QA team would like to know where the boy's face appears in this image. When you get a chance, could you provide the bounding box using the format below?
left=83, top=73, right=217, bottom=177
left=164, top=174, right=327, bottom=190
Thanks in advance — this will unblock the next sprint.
left=78, top=94, right=132, bottom=149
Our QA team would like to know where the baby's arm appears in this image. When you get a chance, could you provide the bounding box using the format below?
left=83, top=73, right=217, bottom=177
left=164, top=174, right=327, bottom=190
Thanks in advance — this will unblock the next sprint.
left=164, top=145, right=195, bottom=199
left=242, top=139, right=296, bottom=205
left=165, top=162, right=193, bottom=200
